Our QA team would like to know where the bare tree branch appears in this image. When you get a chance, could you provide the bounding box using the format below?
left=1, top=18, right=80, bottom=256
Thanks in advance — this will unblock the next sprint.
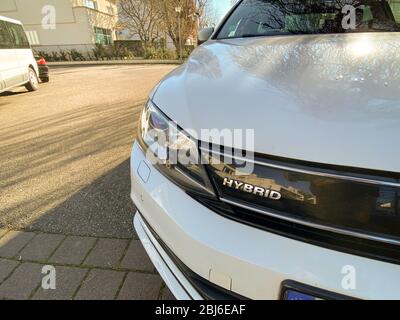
left=117, top=0, right=163, bottom=49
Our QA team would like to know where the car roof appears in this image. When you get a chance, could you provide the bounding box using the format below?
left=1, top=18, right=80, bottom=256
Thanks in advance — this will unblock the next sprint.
left=0, top=15, right=23, bottom=25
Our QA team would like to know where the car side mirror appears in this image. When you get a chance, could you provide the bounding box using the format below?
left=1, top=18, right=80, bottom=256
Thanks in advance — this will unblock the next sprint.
left=198, top=27, right=214, bottom=45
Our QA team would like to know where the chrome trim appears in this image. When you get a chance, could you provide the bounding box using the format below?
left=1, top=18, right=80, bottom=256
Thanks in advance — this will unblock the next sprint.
left=220, top=197, right=400, bottom=246
left=174, top=166, right=215, bottom=196
left=200, top=147, right=400, bottom=188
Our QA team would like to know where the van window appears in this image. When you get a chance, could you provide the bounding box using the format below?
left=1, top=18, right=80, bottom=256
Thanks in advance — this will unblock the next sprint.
left=0, top=21, right=13, bottom=49
left=217, top=0, right=400, bottom=39
left=6, top=22, right=30, bottom=49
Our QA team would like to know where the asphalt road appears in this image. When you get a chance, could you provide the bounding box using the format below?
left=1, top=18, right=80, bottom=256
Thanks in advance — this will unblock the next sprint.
left=0, top=65, right=176, bottom=238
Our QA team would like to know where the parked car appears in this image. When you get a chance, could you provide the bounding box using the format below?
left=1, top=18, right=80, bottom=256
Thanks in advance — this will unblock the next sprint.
left=35, top=55, right=49, bottom=83
left=0, top=15, right=39, bottom=93
left=131, top=0, right=400, bottom=300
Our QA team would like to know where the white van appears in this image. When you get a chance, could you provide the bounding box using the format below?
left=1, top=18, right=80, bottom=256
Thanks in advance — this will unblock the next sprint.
left=0, top=15, right=39, bottom=93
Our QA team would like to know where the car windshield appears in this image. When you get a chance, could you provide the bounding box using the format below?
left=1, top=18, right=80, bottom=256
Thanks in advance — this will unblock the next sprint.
left=217, top=0, right=400, bottom=39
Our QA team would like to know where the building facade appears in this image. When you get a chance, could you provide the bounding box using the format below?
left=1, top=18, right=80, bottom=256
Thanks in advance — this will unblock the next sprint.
left=0, top=0, right=118, bottom=53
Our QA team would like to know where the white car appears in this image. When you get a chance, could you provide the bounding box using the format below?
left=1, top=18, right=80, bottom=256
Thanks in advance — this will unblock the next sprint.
left=131, top=0, right=400, bottom=300
left=0, top=15, right=39, bottom=93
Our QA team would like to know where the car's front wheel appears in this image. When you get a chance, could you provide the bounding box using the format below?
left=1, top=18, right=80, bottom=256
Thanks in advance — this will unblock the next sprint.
left=40, top=77, right=49, bottom=83
left=25, top=67, right=39, bottom=91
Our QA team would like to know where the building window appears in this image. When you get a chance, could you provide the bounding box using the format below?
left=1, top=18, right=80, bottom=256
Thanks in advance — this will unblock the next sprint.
left=85, top=0, right=98, bottom=10
left=94, top=27, right=112, bottom=45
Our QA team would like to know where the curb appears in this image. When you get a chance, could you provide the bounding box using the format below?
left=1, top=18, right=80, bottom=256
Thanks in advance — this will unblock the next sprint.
left=47, top=60, right=182, bottom=68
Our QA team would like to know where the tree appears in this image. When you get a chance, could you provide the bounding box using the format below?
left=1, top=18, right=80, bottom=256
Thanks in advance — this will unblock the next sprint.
left=117, top=0, right=214, bottom=56
left=158, top=0, right=206, bottom=57
left=199, top=0, right=218, bottom=28
left=118, top=0, right=163, bottom=50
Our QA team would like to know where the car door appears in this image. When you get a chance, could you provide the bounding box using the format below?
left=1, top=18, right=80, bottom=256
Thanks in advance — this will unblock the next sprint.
left=0, top=20, right=18, bottom=91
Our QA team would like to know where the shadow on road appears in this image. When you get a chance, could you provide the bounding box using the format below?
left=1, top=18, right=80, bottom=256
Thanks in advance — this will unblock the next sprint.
left=0, top=99, right=143, bottom=238
left=0, top=90, right=27, bottom=97
left=27, top=158, right=136, bottom=238
left=0, top=65, right=178, bottom=300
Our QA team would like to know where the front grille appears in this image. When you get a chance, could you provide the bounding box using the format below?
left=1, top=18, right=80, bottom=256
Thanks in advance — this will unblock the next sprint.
left=197, top=146, right=400, bottom=264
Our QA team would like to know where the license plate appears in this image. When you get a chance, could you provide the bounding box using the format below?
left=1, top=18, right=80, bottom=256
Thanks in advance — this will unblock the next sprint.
left=284, top=290, right=320, bottom=301
left=280, top=280, right=355, bottom=300
left=280, top=280, right=354, bottom=301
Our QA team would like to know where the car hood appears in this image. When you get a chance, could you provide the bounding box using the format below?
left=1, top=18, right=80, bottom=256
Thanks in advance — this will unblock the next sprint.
left=153, top=33, right=400, bottom=173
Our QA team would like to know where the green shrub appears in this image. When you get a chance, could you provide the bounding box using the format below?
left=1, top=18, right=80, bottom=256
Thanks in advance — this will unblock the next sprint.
left=59, top=50, right=68, bottom=61
left=144, top=47, right=176, bottom=60
left=182, top=45, right=195, bottom=59
left=37, top=51, right=52, bottom=61
left=92, top=44, right=109, bottom=60
left=110, top=44, right=135, bottom=60
left=113, top=40, right=144, bottom=57
left=69, top=49, right=85, bottom=61
left=50, top=51, right=60, bottom=61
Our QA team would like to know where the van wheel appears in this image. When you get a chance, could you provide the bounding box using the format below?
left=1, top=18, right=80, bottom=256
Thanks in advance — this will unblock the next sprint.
left=25, top=67, right=39, bottom=91
left=40, top=77, right=49, bottom=83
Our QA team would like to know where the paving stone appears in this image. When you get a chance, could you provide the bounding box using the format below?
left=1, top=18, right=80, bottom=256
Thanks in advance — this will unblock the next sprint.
left=32, top=266, right=87, bottom=300
left=75, top=269, right=125, bottom=300
left=0, top=262, right=43, bottom=299
left=0, top=259, right=19, bottom=283
left=117, top=272, right=162, bottom=300
left=49, top=236, right=96, bottom=265
left=83, top=238, right=128, bottom=268
left=0, top=231, right=36, bottom=258
left=0, top=229, right=8, bottom=239
left=19, top=233, right=65, bottom=262
left=120, top=240, right=154, bottom=272
left=161, top=286, right=176, bottom=300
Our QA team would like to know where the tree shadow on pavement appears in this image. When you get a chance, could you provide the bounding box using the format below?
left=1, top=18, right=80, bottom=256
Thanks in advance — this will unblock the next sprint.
left=0, top=99, right=143, bottom=238
left=27, top=158, right=137, bottom=239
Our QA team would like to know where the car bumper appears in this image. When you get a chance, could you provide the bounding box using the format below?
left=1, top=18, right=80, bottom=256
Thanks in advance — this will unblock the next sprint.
left=130, top=141, right=400, bottom=300
left=134, top=212, right=245, bottom=300
left=134, top=213, right=200, bottom=299
left=38, top=65, right=49, bottom=78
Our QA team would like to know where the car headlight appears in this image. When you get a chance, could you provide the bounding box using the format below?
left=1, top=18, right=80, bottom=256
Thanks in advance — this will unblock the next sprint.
left=138, top=100, right=215, bottom=196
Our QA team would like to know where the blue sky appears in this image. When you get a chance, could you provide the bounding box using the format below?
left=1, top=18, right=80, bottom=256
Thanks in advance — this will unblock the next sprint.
left=211, top=0, right=234, bottom=21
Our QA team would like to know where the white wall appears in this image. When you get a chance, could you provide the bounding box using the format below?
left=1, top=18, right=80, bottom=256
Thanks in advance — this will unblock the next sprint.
left=0, top=0, right=117, bottom=51
left=0, top=0, right=76, bottom=24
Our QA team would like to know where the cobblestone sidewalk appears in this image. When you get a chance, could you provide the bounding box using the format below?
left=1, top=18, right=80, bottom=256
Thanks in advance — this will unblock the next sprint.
left=0, top=229, right=174, bottom=300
